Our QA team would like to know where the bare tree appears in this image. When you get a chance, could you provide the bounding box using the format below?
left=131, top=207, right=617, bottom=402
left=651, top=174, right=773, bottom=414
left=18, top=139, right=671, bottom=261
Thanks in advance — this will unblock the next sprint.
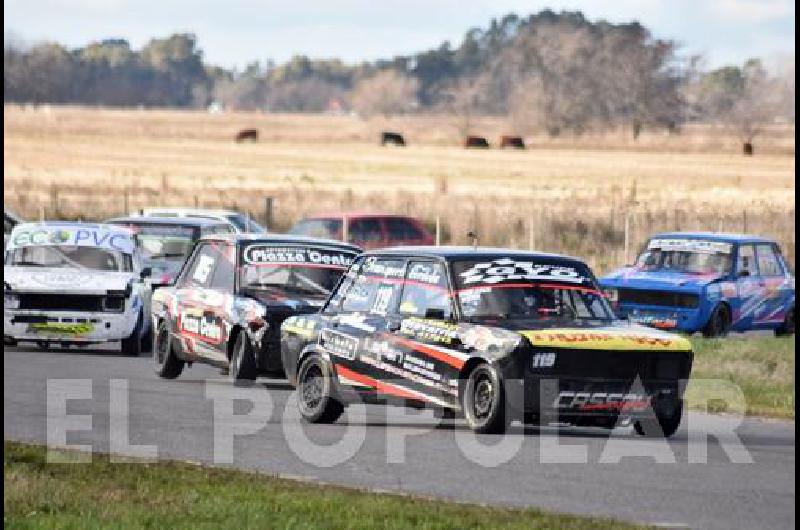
left=350, top=69, right=419, bottom=118
left=439, top=75, right=489, bottom=137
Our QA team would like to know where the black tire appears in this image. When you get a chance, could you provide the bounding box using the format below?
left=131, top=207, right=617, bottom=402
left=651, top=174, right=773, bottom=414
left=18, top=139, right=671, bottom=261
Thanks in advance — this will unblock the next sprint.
left=775, top=306, right=795, bottom=337
left=296, top=354, right=344, bottom=424
left=36, top=341, right=50, bottom=350
left=4, top=337, right=18, bottom=347
left=153, top=320, right=184, bottom=379
left=702, top=304, right=731, bottom=338
left=634, top=400, right=683, bottom=438
left=121, top=311, right=143, bottom=356
left=462, top=363, right=510, bottom=434
left=140, top=323, right=154, bottom=354
left=229, top=331, right=258, bottom=384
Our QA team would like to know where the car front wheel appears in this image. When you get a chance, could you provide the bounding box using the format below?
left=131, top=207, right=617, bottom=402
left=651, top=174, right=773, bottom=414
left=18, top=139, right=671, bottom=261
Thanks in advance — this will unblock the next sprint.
left=634, top=400, right=683, bottom=438
left=462, top=363, right=510, bottom=434
left=153, top=320, right=184, bottom=379
left=121, top=311, right=143, bottom=356
left=702, top=304, right=731, bottom=338
left=296, top=354, right=343, bottom=424
left=230, top=332, right=258, bottom=384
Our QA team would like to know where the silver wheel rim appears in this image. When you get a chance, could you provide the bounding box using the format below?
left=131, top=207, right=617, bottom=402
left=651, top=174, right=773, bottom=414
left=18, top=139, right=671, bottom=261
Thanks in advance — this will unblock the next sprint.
left=300, top=364, right=324, bottom=412
left=472, top=375, right=494, bottom=419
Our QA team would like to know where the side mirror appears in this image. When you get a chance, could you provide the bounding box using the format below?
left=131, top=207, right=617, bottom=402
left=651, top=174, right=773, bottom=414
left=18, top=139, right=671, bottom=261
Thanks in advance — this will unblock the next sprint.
left=424, top=308, right=446, bottom=320
left=737, top=269, right=750, bottom=278
left=140, top=267, right=152, bottom=279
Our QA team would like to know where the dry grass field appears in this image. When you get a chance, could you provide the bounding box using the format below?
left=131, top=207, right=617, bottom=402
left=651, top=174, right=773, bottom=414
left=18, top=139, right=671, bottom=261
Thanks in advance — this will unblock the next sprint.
left=3, top=105, right=795, bottom=273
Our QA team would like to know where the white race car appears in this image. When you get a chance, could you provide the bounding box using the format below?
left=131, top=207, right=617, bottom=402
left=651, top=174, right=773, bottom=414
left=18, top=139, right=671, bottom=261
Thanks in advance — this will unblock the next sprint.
left=4, top=222, right=153, bottom=355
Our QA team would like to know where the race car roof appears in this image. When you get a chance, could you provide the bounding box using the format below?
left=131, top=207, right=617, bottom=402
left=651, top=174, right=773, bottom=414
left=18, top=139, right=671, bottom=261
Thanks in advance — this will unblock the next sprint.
left=651, top=232, right=776, bottom=244
left=197, top=232, right=363, bottom=253
left=363, top=246, right=586, bottom=264
left=105, top=215, right=230, bottom=227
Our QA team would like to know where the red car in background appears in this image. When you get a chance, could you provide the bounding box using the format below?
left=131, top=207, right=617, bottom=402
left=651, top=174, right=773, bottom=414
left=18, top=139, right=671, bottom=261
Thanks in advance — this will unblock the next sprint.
left=288, top=213, right=434, bottom=250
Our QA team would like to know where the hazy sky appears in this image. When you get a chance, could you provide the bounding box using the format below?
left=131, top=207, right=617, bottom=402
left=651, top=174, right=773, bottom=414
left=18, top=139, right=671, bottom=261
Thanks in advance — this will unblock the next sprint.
left=4, top=0, right=795, bottom=69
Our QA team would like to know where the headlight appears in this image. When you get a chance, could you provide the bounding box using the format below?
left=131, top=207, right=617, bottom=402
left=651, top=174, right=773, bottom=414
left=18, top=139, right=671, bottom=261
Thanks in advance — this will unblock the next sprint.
left=603, top=288, right=619, bottom=303
left=103, top=296, right=126, bottom=312
left=4, top=293, right=19, bottom=309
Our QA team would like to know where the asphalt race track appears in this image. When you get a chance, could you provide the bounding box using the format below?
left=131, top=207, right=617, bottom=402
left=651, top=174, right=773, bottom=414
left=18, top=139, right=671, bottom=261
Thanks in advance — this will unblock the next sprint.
left=4, top=345, right=795, bottom=530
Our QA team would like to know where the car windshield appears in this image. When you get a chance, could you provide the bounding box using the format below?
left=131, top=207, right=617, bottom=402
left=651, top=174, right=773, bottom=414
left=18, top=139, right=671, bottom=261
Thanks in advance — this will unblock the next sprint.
left=452, top=258, right=614, bottom=322
left=114, top=223, right=198, bottom=265
left=5, top=245, right=131, bottom=272
left=636, top=239, right=733, bottom=275
left=239, top=244, right=356, bottom=298
left=289, top=219, right=342, bottom=239
left=225, top=214, right=264, bottom=233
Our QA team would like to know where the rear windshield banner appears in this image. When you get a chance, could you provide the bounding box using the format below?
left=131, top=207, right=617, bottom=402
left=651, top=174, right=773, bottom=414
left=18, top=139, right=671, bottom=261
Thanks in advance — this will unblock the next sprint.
left=459, top=258, right=590, bottom=285
left=648, top=238, right=732, bottom=254
left=243, top=245, right=355, bottom=268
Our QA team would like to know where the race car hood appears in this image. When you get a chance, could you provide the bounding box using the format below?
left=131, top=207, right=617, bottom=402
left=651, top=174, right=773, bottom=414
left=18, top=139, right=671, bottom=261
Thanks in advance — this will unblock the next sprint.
left=600, top=266, right=725, bottom=291
left=4, top=266, right=137, bottom=295
left=515, top=320, right=692, bottom=351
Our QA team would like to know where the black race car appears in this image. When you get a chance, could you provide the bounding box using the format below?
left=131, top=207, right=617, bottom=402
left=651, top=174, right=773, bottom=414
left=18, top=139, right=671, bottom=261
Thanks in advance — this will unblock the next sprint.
left=151, top=234, right=361, bottom=381
left=281, top=247, right=693, bottom=436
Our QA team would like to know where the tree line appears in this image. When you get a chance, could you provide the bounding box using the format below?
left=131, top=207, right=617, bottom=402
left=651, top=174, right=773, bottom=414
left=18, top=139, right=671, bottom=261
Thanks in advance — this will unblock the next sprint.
left=4, top=10, right=794, bottom=143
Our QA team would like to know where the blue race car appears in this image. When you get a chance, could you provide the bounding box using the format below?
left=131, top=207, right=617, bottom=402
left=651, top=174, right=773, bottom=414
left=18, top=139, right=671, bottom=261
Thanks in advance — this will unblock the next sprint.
left=600, top=232, right=795, bottom=337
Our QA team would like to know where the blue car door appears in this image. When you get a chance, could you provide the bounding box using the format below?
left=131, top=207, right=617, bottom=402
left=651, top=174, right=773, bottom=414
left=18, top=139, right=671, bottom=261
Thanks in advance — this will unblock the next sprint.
left=732, top=243, right=766, bottom=331
left=754, top=243, right=793, bottom=329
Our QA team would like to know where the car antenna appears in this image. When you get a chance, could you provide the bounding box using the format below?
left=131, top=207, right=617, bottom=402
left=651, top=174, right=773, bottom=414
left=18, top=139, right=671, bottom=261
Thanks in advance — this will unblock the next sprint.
left=467, top=231, right=478, bottom=250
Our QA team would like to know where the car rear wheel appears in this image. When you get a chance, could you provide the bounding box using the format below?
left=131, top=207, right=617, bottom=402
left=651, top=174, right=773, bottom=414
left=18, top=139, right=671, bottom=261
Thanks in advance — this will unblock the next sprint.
left=296, top=354, right=343, bottom=424
left=702, top=304, right=731, bottom=338
left=634, top=400, right=683, bottom=438
left=462, top=363, right=510, bottom=434
left=154, top=320, right=184, bottom=379
left=121, top=311, right=143, bottom=356
left=775, top=306, right=795, bottom=337
left=230, top=331, right=258, bottom=384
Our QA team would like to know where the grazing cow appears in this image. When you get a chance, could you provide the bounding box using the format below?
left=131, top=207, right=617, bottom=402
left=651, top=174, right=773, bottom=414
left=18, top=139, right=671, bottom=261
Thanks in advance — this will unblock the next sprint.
left=500, top=135, right=526, bottom=149
left=742, top=142, right=754, bottom=156
left=381, top=131, right=406, bottom=146
left=235, top=129, right=258, bottom=143
left=464, top=136, right=490, bottom=149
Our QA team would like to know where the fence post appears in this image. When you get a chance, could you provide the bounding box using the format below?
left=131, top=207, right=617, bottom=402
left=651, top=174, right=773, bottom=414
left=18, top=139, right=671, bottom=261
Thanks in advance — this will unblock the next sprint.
left=264, top=197, right=274, bottom=230
left=742, top=209, right=748, bottom=233
left=50, top=184, right=59, bottom=219
left=528, top=212, right=535, bottom=250
left=624, top=211, right=631, bottom=265
left=123, top=188, right=130, bottom=214
left=435, top=215, right=441, bottom=246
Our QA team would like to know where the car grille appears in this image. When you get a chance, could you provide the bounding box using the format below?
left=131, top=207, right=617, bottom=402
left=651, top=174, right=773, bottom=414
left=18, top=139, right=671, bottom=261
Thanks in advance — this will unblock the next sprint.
left=617, top=288, right=699, bottom=308
left=540, top=349, right=692, bottom=381
left=18, top=293, right=112, bottom=312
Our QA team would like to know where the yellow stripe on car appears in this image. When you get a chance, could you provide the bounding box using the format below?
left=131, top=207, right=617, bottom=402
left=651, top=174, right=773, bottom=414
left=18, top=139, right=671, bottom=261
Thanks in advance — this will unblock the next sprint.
left=520, top=329, right=691, bottom=351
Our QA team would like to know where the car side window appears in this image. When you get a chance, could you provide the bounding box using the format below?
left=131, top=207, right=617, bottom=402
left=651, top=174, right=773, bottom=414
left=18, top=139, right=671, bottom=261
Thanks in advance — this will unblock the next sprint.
left=209, top=243, right=235, bottom=292
left=756, top=244, right=783, bottom=277
left=340, top=257, right=405, bottom=314
left=385, top=218, right=423, bottom=241
left=398, top=261, right=452, bottom=319
left=348, top=218, right=383, bottom=243
left=736, top=244, right=757, bottom=276
left=181, top=244, right=217, bottom=289
left=204, top=224, right=234, bottom=235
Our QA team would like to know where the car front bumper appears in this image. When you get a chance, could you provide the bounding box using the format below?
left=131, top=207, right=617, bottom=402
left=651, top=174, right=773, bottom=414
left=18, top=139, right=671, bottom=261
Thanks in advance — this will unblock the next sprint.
left=614, top=303, right=705, bottom=332
left=4, top=309, right=140, bottom=343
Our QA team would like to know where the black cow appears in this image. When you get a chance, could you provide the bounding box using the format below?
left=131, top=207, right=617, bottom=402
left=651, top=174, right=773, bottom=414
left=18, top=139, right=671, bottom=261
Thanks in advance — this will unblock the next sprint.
left=235, top=129, right=258, bottom=143
left=465, top=136, right=490, bottom=149
left=381, top=131, right=406, bottom=146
